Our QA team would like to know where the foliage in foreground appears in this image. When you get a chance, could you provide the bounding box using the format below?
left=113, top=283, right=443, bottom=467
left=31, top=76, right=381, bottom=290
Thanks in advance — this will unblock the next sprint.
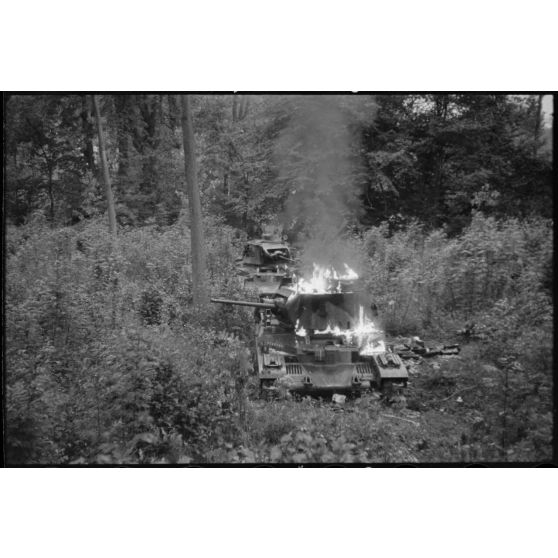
left=6, top=214, right=251, bottom=464
left=5, top=213, right=553, bottom=463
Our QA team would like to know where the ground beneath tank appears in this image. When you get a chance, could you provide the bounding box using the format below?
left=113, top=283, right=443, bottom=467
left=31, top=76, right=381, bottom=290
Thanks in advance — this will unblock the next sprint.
left=212, top=340, right=552, bottom=464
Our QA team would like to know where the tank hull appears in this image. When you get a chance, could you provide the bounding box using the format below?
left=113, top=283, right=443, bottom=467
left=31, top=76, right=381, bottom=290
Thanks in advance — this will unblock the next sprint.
left=255, top=325, right=407, bottom=394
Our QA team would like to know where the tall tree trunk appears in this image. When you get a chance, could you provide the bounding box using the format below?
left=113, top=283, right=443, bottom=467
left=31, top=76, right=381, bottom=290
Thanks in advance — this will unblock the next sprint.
left=145, top=95, right=163, bottom=198
left=232, top=95, right=239, bottom=122
left=534, top=94, right=543, bottom=156
left=232, top=95, right=250, bottom=122
left=47, top=166, right=55, bottom=224
left=239, top=95, right=250, bottom=120
left=223, top=172, right=229, bottom=197
left=114, top=95, right=131, bottom=178
left=167, top=94, right=179, bottom=129
left=92, top=95, right=117, bottom=235
left=81, top=95, right=96, bottom=172
left=180, top=95, right=208, bottom=306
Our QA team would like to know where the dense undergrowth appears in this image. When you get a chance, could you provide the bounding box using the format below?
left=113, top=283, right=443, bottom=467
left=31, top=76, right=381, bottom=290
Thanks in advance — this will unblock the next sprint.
left=5, top=212, right=553, bottom=463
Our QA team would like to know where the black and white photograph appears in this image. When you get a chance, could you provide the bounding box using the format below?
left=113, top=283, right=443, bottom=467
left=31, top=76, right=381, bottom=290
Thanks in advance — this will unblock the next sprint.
left=3, top=93, right=554, bottom=465
left=2, top=3, right=557, bottom=558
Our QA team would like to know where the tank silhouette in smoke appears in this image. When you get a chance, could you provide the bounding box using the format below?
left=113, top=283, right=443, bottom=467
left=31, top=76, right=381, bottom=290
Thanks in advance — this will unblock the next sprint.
left=236, top=235, right=296, bottom=300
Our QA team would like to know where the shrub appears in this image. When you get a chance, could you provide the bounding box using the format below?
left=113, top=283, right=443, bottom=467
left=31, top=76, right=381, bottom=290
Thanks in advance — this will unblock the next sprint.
left=5, top=215, right=252, bottom=464
left=360, top=212, right=552, bottom=335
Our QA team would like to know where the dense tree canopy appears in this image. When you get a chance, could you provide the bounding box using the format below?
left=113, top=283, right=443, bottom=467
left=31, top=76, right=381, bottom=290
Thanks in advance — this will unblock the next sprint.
left=5, top=94, right=552, bottom=235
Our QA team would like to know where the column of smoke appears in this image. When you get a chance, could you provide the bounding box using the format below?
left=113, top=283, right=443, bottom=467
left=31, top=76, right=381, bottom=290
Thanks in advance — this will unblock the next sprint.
left=274, top=95, right=375, bottom=275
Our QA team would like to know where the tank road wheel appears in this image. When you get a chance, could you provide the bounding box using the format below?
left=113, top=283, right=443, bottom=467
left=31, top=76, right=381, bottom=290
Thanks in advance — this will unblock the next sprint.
left=259, top=379, right=277, bottom=400
left=380, top=380, right=407, bottom=407
left=380, top=379, right=394, bottom=400
left=351, top=388, right=363, bottom=399
left=380, top=380, right=400, bottom=406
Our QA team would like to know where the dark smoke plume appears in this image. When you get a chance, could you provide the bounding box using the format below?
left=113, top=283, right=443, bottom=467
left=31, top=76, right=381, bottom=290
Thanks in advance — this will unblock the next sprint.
left=274, top=95, right=376, bottom=274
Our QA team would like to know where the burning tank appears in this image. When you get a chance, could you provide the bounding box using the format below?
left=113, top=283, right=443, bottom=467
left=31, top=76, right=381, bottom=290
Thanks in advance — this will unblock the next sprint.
left=211, top=264, right=408, bottom=396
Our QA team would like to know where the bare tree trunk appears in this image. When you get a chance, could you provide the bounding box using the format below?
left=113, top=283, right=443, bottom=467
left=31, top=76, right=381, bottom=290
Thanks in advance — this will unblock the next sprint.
left=167, top=94, right=179, bottom=128
left=45, top=163, right=55, bottom=224
left=223, top=172, right=229, bottom=197
left=233, top=95, right=250, bottom=122
left=114, top=95, right=131, bottom=178
left=81, top=95, right=96, bottom=172
left=92, top=94, right=117, bottom=235
left=239, top=95, right=250, bottom=120
left=534, top=94, right=543, bottom=156
left=180, top=95, right=208, bottom=306
left=232, top=95, right=239, bottom=122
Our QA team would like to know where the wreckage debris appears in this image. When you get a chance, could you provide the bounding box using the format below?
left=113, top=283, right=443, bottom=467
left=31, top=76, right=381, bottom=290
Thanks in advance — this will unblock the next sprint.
left=390, top=339, right=460, bottom=360
left=332, top=393, right=346, bottom=405
left=440, top=346, right=460, bottom=355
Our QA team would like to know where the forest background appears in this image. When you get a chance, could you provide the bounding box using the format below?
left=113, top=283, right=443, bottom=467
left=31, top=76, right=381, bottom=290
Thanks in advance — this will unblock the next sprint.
left=4, top=93, right=554, bottom=464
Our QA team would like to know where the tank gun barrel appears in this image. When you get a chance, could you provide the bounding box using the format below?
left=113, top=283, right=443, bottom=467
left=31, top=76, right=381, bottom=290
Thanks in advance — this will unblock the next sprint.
left=210, top=298, right=277, bottom=309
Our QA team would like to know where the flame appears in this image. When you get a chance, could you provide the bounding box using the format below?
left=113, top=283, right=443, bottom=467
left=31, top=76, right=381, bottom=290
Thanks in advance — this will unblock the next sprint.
left=295, top=302, right=386, bottom=355
left=293, top=263, right=359, bottom=294
left=295, top=319, right=307, bottom=338
left=292, top=264, right=386, bottom=355
left=359, top=338, right=386, bottom=356
left=342, top=263, right=359, bottom=280
left=350, top=305, right=385, bottom=354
